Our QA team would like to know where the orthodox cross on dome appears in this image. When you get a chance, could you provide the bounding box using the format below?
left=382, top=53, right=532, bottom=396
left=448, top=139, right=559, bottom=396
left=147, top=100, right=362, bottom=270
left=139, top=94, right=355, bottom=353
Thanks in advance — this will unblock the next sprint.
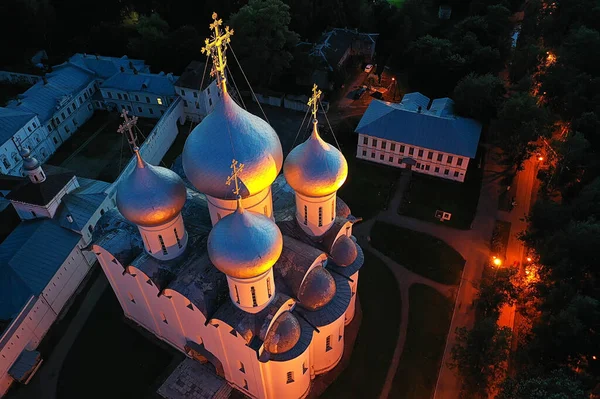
left=307, top=84, right=322, bottom=120
left=117, top=109, right=139, bottom=149
left=202, top=12, right=234, bottom=94
left=225, top=159, right=245, bottom=197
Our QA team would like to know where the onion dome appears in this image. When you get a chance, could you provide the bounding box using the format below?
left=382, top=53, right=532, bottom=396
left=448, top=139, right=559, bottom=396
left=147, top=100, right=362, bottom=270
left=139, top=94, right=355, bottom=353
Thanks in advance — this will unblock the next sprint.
left=331, top=235, right=358, bottom=266
left=207, top=199, right=283, bottom=279
left=298, top=266, right=336, bottom=311
left=182, top=92, right=283, bottom=199
left=264, top=311, right=301, bottom=354
left=20, top=148, right=39, bottom=171
left=283, top=120, right=348, bottom=197
left=116, top=151, right=187, bottom=227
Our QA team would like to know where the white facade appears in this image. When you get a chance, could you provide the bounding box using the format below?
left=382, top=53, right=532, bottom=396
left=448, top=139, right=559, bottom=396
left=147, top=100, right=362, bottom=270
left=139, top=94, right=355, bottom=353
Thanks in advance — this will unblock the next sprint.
left=176, top=80, right=219, bottom=123
left=356, top=133, right=470, bottom=182
left=0, top=115, right=52, bottom=177
left=294, top=192, right=337, bottom=236
left=99, top=87, right=174, bottom=120
left=206, top=187, right=274, bottom=226
left=10, top=176, right=79, bottom=220
left=138, top=214, right=188, bottom=261
left=226, top=270, right=276, bottom=313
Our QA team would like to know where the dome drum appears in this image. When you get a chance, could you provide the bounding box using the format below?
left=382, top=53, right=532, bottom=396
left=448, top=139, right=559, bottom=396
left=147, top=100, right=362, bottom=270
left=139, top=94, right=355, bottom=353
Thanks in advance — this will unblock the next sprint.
left=205, top=186, right=274, bottom=226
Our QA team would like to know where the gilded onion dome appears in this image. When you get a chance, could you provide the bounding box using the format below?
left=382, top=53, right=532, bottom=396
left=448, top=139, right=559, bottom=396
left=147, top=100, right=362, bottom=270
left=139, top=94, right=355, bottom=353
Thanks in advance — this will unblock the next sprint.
left=207, top=199, right=283, bottom=279
left=331, top=235, right=358, bottom=266
left=283, top=120, right=348, bottom=197
left=20, top=148, right=40, bottom=171
left=116, top=152, right=187, bottom=227
left=298, top=266, right=336, bottom=311
left=182, top=92, right=283, bottom=199
left=264, top=311, right=301, bottom=354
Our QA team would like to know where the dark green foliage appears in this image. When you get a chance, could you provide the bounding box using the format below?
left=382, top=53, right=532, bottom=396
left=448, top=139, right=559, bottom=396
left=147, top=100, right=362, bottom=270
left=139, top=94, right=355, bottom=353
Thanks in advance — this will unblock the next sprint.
left=497, top=369, right=587, bottom=399
left=453, top=73, right=505, bottom=122
left=475, top=267, right=519, bottom=319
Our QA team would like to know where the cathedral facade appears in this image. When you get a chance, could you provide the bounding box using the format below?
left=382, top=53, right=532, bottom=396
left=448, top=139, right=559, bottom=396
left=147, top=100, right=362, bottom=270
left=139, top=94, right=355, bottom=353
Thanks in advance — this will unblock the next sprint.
left=92, top=14, right=364, bottom=399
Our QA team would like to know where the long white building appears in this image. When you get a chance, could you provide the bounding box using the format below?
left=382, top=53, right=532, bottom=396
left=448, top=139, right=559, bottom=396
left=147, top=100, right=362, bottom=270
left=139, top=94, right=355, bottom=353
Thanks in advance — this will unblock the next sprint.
left=355, top=92, right=482, bottom=182
left=92, top=17, right=363, bottom=399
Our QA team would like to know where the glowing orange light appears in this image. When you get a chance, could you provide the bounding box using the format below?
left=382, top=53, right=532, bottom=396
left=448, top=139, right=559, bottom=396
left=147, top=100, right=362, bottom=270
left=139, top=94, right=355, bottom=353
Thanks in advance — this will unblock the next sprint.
left=593, top=355, right=597, bottom=360
left=392, top=77, right=395, bottom=81
left=493, top=258, right=502, bottom=267
left=538, top=156, right=544, bottom=161
left=526, top=257, right=532, bottom=262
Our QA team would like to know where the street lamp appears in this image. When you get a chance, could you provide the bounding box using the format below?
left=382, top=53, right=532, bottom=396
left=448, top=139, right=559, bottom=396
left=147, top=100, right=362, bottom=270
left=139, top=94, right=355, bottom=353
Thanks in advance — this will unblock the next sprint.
left=538, top=156, right=544, bottom=161
left=492, top=256, right=502, bottom=267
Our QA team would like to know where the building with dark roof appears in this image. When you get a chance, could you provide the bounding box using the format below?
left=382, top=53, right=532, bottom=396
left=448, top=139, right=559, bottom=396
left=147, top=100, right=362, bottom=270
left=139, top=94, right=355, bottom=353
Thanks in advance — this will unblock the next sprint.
left=174, top=61, right=219, bottom=123
left=355, top=92, right=482, bottom=182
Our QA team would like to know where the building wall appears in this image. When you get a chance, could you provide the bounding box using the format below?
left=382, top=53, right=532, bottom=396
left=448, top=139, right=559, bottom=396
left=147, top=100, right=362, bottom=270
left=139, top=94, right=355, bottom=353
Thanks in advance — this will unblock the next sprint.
left=310, top=313, right=345, bottom=375
left=345, top=270, right=359, bottom=325
left=294, top=192, right=336, bottom=237
left=176, top=80, right=219, bottom=122
left=260, top=348, right=311, bottom=399
left=137, top=214, right=187, bottom=261
left=10, top=176, right=79, bottom=220
left=226, top=270, right=276, bottom=314
left=356, top=133, right=470, bottom=182
left=0, top=115, right=50, bottom=177
left=100, top=87, right=174, bottom=119
left=47, top=82, right=98, bottom=144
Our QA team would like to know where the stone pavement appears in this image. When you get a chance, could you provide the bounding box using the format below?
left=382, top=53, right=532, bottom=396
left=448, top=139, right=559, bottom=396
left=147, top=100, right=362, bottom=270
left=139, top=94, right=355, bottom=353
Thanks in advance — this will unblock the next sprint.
left=157, top=359, right=231, bottom=399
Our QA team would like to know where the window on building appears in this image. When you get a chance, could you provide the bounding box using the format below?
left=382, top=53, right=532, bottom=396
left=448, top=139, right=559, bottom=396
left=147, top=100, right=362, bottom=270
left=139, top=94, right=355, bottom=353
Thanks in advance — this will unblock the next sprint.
left=100, top=209, right=105, bottom=216
left=31, top=210, right=37, bottom=218
left=88, top=225, right=93, bottom=234
left=326, top=335, right=333, bottom=351
left=371, top=152, right=375, bottom=158
left=286, top=372, right=294, bottom=384
left=399, top=145, right=405, bottom=153
left=447, top=156, right=453, bottom=164
left=303, top=362, right=308, bottom=374
left=388, top=156, right=394, bottom=162
left=379, top=154, right=384, bottom=161
left=416, top=162, right=420, bottom=169
left=264, top=205, right=268, bottom=215
left=457, top=158, right=463, bottom=166
left=149, top=108, right=154, bottom=115
left=127, top=105, right=132, bottom=112
left=181, top=89, right=185, bottom=95
left=128, top=293, right=136, bottom=303
left=146, top=96, right=150, bottom=103
left=137, top=107, right=142, bottom=113
left=230, top=329, right=237, bottom=337
left=158, top=235, right=168, bottom=255
left=183, top=100, right=189, bottom=107
left=34, top=175, right=38, bottom=182
left=428, top=151, right=433, bottom=160
left=209, top=98, right=213, bottom=106
left=27, top=126, right=32, bottom=133
left=195, top=102, right=200, bottom=109
left=454, top=171, right=460, bottom=177
left=435, top=167, right=440, bottom=173
left=318, top=206, right=323, bottom=227
left=48, top=124, right=53, bottom=132
left=262, top=275, right=271, bottom=298
left=408, top=147, right=414, bottom=155
left=398, top=158, right=402, bottom=164
left=362, top=150, right=367, bottom=156
left=193, top=91, right=198, bottom=98
left=174, top=228, right=182, bottom=248
left=243, top=379, right=248, bottom=390
left=135, top=95, right=139, bottom=101
left=250, top=286, right=258, bottom=307
left=61, top=112, right=66, bottom=119
left=339, top=326, right=343, bottom=341
left=437, top=153, right=443, bottom=162
left=418, top=149, right=423, bottom=157
left=123, top=94, right=128, bottom=100
left=157, top=98, right=163, bottom=105
left=303, top=205, right=308, bottom=225
left=390, top=143, right=396, bottom=151
left=235, top=285, right=240, bottom=304
left=444, top=169, right=449, bottom=175
left=52, top=137, right=58, bottom=145
left=381, top=141, right=387, bottom=149
left=207, top=87, right=211, bottom=95
left=363, top=137, right=368, bottom=145
left=372, top=139, right=377, bottom=147
left=107, top=92, right=113, bottom=99
left=331, top=201, right=335, bottom=221
left=2, top=157, right=10, bottom=169
left=64, top=125, right=70, bottom=134
left=161, top=312, right=168, bottom=324
left=117, top=93, right=123, bottom=100
left=425, top=165, right=430, bottom=171
left=187, top=301, right=194, bottom=310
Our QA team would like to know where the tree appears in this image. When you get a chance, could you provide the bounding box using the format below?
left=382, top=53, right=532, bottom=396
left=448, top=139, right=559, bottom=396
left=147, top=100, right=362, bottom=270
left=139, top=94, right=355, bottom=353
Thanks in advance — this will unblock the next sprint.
left=228, top=0, right=299, bottom=88
left=493, top=93, right=550, bottom=169
left=476, top=267, right=520, bottom=319
left=126, top=13, right=170, bottom=68
left=450, top=318, right=512, bottom=397
left=453, top=73, right=505, bottom=122
left=497, top=369, right=587, bottom=399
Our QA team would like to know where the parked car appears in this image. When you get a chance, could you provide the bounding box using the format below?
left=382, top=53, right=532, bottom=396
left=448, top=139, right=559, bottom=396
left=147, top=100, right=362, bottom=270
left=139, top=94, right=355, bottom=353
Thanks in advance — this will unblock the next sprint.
left=364, top=64, right=374, bottom=73
left=353, top=87, right=367, bottom=100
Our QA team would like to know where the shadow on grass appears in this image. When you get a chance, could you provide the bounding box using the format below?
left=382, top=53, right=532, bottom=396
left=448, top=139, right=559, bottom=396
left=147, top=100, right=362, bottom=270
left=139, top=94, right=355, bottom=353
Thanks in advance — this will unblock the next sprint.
left=321, top=251, right=402, bottom=399
left=370, top=222, right=465, bottom=285
left=57, top=289, right=175, bottom=399
left=390, top=284, right=453, bottom=399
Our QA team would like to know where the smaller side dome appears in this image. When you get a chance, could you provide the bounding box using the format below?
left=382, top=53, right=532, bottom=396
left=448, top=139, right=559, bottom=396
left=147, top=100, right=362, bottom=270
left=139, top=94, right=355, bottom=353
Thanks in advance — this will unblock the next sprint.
left=264, top=311, right=301, bottom=354
left=331, top=235, right=358, bottom=266
left=207, top=200, right=283, bottom=279
left=298, top=266, right=336, bottom=311
left=116, top=152, right=187, bottom=227
left=20, top=148, right=39, bottom=171
left=283, top=120, right=348, bottom=197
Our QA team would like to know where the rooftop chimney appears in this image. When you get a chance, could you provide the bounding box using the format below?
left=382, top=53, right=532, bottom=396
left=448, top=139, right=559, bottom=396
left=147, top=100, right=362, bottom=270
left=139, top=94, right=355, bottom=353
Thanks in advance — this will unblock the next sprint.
left=417, top=106, right=422, bottom=113
left=67, top=215, right=73, bottom=223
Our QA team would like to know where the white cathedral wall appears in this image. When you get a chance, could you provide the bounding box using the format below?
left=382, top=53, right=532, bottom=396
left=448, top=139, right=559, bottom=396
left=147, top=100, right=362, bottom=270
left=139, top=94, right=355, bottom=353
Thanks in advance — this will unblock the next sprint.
left=163, top=290, right=209, bottom=346
left=137, top=214, right=188, bottom=261
left=260, top=349, right=311, bottom=399
left=294, top=192, right=336, bottom=237
left=206, top=187, right=273, bottom=226
left=345, top=270, right=359, bottom=325
left=93, top=246, right=156, bottom=333
left=226, top=269, right=276, bottom=314
left=11, top=176, right=79, bottom=221
left=310, top=313, right=346, bottom=375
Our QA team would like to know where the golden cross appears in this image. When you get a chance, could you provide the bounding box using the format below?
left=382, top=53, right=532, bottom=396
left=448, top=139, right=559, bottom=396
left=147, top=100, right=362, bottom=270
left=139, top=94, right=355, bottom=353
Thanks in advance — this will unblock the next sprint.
left=117, top=109, right=139, bottom=147
left=307, top=84, right=322, bottom=119
left=201, top=12, right=234, bottom=93
left=225, top=159, right=245, bottom=196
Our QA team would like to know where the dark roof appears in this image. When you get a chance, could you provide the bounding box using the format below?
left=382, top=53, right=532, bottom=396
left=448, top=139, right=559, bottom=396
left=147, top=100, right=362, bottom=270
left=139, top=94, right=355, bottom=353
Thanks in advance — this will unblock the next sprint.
left=0, top=174, right=25, bottom=193
left=0, top=219, right=81, bottom=319
left=294, top=272, right=351, bottom=327
left=263, top=315, right=313, bottom=362
left=6, top=167, right=75, bottom=206
left=356, top=96, right=482, bottom=158
left=173, top=61, right=213, bottom=90
left=328, top=236, right=364, bottom=277
left=274, top=236, right=327, bottom=298
left=8, top=350, right=41, bottom=382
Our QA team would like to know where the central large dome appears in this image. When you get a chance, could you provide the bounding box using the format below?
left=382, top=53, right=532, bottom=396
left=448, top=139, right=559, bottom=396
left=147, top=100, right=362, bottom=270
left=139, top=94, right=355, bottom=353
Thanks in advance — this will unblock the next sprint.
left=182, top=92, right=283, bottom=199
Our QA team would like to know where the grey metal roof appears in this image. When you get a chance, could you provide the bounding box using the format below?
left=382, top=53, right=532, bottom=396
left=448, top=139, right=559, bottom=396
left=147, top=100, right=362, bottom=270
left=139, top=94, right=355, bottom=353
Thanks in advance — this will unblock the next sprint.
left=6, top=166, right=75, bottom=206
left=356, top=95, right=482, bottom=158
left=294, top=272, right=351, bottom=327
left=0, top=219, right=81, bottom=319
left=57, top=193, right=106, bottom=231
left=68, top=54, right=147, bottom=80
left=174, top=61, right=213, bottom=90
left=0, top=108, right=36, bottom=145
left=102, top=72, right=177, bottom=96
left=274, top=236, right=326, bottom=298
left=8, top=349, right=41, bottom=382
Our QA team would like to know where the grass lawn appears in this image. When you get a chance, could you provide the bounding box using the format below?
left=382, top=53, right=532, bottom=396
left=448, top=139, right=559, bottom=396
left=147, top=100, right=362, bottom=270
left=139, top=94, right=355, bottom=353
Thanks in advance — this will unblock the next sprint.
left=57, top=288, right=176, bottom=399
left=336, top=117, right=402, bottom=220
left=321, top=250, right=402, bottom=399
left=390, top=284, right=453, bottom=399
left=370, top=222, right=465, bottom=285
left=399, top=155, right=484, bottom=230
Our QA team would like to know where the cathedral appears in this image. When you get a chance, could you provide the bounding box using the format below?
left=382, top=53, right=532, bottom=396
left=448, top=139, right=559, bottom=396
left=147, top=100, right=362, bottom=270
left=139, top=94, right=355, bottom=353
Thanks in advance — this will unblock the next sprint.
left=92, top=14, right=364, bottom=399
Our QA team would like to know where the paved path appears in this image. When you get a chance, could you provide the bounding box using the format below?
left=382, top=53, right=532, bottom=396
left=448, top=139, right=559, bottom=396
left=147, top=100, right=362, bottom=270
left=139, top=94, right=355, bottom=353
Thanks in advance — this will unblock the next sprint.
left=12, top=273, right=108, bottom=399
